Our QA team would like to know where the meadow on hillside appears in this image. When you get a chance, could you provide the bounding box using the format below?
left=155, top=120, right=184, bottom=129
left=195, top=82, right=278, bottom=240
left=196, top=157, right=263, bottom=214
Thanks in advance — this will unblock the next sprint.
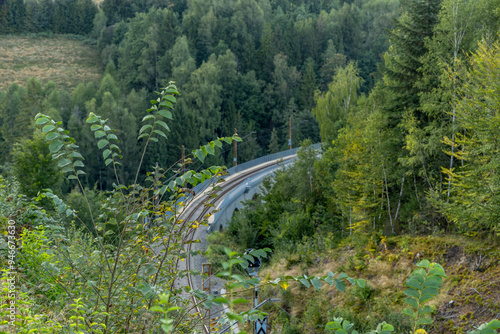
left=0, top=35, right=101, bottom=91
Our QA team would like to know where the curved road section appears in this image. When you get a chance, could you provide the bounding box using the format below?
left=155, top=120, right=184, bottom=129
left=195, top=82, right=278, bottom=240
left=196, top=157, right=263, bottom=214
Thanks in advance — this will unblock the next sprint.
left=174, top=144, right=320, bottom=333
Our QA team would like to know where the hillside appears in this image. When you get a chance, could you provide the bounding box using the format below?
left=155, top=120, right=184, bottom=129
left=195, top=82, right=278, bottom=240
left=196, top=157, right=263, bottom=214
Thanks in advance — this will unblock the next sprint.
left=0, top=35, right=101, bottom=91
left=250, top=234, right=500, bottom=333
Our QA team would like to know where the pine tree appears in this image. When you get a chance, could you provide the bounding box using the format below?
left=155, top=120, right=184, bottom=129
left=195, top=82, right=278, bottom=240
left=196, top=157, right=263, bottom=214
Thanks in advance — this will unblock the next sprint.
left=268, top=127, right=280, bottom=154
left=170, top=35, right=196, bottom=88
left=0, top=0, right=9, bottom=34
left=383, top=0, right=443, bottom=121
left=299, top=57, right=317, bottom=111
left=7, top=0, right=26, bottom=32
left=38, top=0, right=54, bottom=31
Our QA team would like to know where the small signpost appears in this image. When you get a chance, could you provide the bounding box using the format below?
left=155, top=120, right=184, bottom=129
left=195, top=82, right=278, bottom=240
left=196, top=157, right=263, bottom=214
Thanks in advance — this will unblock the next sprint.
left=255, top=317, right=267, bottom=334
left=202, top=264, right=212, bottom=333
left=202, top=263, right=211, bottom=292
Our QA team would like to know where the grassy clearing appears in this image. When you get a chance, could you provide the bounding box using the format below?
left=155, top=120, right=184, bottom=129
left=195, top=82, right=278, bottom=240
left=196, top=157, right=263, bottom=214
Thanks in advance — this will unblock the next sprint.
left=0, top=35, right=102, bottom=91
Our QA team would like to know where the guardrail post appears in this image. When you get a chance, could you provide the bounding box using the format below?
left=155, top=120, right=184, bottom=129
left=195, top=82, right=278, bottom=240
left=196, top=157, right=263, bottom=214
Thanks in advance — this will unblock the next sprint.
left=233, top=128, right=237, bottom=168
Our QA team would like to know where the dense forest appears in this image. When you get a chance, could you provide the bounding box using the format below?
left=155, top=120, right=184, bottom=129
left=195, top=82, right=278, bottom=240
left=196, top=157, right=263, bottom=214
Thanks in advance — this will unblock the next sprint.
left=212, top=0, right=500, bottom=245
left=1, top=0, right=500, bottom=333
left=1, top=0, right=401, bottom=194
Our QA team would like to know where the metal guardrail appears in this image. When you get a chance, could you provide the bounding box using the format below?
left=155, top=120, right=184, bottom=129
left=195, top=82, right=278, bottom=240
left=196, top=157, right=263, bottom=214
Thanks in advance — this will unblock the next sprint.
left=188, top=143, right=321, bottom=199
left=207, top=143, right=322, bottom=232
left=166, top=143, right=321, bottom=226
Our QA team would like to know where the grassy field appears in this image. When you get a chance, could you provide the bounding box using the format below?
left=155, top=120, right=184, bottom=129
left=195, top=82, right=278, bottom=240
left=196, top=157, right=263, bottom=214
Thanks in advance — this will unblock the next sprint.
left=0, top=35, right=102, bottom=91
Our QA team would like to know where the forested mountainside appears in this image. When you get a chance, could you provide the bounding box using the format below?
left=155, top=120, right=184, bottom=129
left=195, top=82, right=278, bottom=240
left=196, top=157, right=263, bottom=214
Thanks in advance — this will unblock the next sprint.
left=1, top=0, right=400, bottom=194
left=1, top=0, right=500, bottom=333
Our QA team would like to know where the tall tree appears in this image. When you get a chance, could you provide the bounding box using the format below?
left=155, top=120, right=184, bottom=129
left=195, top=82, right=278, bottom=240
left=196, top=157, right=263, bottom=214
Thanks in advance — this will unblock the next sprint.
left=0, top=0, right=9, bottom=33
left=299, top=57, right=317, bottom=111
left=12, top=130, right=63, bottom=198
left=312, top=61, right=362, bottom=144
left=439, top=41, right=500, bottom=235
left=383, top=0, right=443, bottom=123
left=170, top=35, right=196, bottom=88
left=7, top=0, right=26, bottom=32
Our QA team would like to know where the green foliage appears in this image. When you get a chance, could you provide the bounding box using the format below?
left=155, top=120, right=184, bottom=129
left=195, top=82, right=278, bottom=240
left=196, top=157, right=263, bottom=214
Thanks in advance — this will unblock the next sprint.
left=468, top=319, right=500, bottom=334
left=1, top=0, right=97, bottom=35
left=0, top=277, right=64, bottom=332
left=402, top=260, right=447, bottom=334
left=11, top=130, right=63, bottom=198
left=18, top=226, right=65, bottom=302
left=35, top=113, right=86, bottom=183
left=326, top=317, right=394, bottom=334
left=150, top=294, right=181, bottom=333
left=20, top=83, right=246, bottom=332
left=313, top=62, right=362, bottom=144
left=210, top=142, right=327, bottom=253
left=438, top=40, right=500, bottom=235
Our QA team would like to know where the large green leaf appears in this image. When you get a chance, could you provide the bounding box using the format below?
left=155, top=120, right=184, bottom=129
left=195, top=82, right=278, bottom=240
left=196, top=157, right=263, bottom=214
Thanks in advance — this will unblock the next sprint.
left=107, top=134, right=119, bottom=141
left=35, top=117, right=49, bottom=125
left=97, top=139, right=109, bottom=149
left=152, top=129, right=167, bottom=139
left=73, top=160, right=84, bottom=168
left=195, top=149, right=205, bottom=163
left=46, top=132, right=60, bottom=141
left=49, top=140, right=64, bottom=153
left=164, top=95, right=176, bottom=103
left=42, top=124, right=56, bottom=133
left=406, top=278, right=423, bottom=290
left=154, top=120, right=170, bottom=132
left=356, top=279, right=366, bottom=288
left=58, top=159, right=71, bottom=167
left=139, top=124, right=153, bottom=134
left=403, top=297, right=418, bottom=309
left=299, top=278, right=310, bottom=288
left=334, top=278, right=346, bottom=292
left=69, top=152, right=84, bottom=159
left=402, top=308, right=416, bottom=319
left=157, top=109, right=172, bottom=119
left=416, top=317, right=432, bottom=326
left=86, top=114, right=99, bottom=123
left=325, top=322, right=342, bottom=330
left=94, top=130, right=106, bottom=138
left=311, top=277, right=322, bottom=291
left=103, top=149, right=111, bottom=159
left=404, top=288, right=420, bottom=299
left=205, top=143, right=215, bottom=155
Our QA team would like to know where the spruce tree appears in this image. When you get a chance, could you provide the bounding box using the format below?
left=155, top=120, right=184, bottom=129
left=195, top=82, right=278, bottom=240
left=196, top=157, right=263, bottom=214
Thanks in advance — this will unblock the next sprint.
left=0, top=0, right=9, bottom=33
left=299, top=57, right=317, bottom=111
left=383, top=0, right=443, bottom=122
left=7, top=0, right=26, bottom=32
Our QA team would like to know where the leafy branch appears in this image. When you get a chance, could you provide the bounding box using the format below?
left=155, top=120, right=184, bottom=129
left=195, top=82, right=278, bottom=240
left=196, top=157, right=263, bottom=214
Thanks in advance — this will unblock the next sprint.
left=402, top=260, right=447, bottom=334
left=134, top=82, right=180, bottom=185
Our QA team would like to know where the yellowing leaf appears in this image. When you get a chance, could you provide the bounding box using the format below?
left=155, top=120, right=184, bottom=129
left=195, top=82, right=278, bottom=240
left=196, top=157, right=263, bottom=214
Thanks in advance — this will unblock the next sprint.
left=279, top=281, right=290, bottom=290
left=415, top=329, right=427, bottom=334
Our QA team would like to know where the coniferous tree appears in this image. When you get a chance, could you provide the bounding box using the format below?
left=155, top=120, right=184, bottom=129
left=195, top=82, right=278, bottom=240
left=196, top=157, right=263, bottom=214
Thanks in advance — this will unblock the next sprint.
left=383, top=0, right=443, bottom=122
left=268, top=127, right=280, bottom=154
left=170, top=35, right=196, bottom=88
left=0, top=84, right=31, bottom=161
left=7, top=0, right=26, bottom=32
left=37, top=0, right=54, bottom=31
left=299, top=57, right=317, bottom=111
left=0, top=0, right=9, bottom=33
